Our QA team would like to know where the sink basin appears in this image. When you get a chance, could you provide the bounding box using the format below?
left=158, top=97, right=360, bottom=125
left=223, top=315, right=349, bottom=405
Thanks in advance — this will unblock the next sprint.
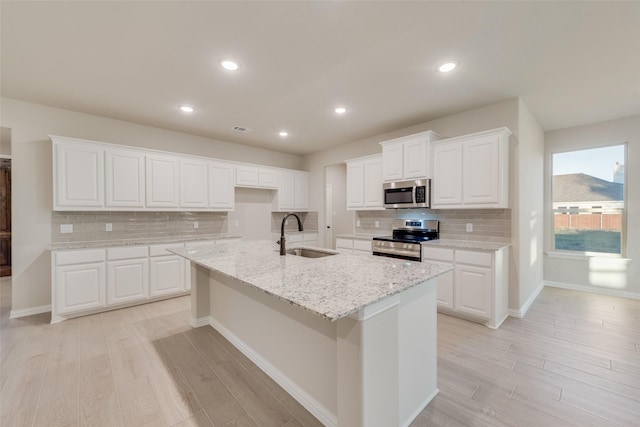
left=286, top=248, right=337, bottom=258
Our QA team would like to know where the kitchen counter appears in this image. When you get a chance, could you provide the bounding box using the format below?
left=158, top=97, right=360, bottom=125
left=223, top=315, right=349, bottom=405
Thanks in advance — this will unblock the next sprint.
left=170, top=240, right=450, bottom=321
left=172, top=239, right=447, bottom=426
left=49, top=234, right=242, bottom=250
left=423, top=238, right=511, bottom=251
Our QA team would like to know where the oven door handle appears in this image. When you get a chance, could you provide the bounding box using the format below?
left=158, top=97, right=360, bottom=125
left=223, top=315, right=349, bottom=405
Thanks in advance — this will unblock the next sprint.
left=372, top=246, right=421, bottom=258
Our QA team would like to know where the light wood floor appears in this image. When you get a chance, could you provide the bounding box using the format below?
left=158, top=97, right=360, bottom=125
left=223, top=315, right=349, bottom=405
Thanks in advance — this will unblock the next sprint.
left=1, top=276, right=639, bottom=426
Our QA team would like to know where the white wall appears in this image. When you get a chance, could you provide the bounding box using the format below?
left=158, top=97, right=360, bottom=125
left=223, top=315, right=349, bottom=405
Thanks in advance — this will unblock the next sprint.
left=227, top=188, right=275, bottom=240
left=302, top=99, right=548, bottom=312
left=1, top=97, right=303, bottom=314
left=544, top=115, right=640, bottom=297
left=514, top=100, right=545, bottom=309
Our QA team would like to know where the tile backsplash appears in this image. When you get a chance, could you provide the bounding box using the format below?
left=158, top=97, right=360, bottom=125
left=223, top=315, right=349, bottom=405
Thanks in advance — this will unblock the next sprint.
left=52, top=211, right=229, bottom=244
left=356, top=209, right=511, bottom=242
left=271, top=212, right=318, bottom=233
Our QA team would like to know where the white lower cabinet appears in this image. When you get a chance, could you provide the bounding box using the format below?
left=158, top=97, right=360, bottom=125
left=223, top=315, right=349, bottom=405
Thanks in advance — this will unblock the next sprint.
left=52, top=242, right=193, bottom=323
left=423, top=245, right=508, bottom=329
left=149, top=244, right=186, bottom=297
left=336, top=237, right=372, bottom=253
left=53, top=249, right=106, bottom=318
left=55, top=262, right=106, bottom=315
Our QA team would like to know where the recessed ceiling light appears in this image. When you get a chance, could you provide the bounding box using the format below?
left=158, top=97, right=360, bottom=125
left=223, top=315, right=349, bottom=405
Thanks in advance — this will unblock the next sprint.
left=334, top=107, right=347, bottom=114
left=438, top=62, right=458, bottom=73
left=279, top=131, right=289, bottom=137
left=179, top=105, right=195, bottom=113
left=220, top=60, right=239, bottom=71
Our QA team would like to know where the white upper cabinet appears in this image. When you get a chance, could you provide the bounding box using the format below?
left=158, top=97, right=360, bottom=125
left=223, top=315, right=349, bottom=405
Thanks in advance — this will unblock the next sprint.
left=380, top=131, right=440, bottom=182
left=146, top=154, right=180, bottom=208
left=431, top=127, right=511, bottom=209
left=52, top=135, right=308, bottom=213
left=208, top=162, right=234, bottom=210
left=346, top=154, right=383, bottom=210
left=236, top=166, right=260, bottom=187
left=105, top=148, right=145, bottom=208
left=180, top=158, right=208, bottom=209
left=236, top=165, right=278, bottom=189
left=258, top=169, right=278, bottom=189
left=53, top=137, right=104, bottom=209
left=273, top=171, right=309, bottom=212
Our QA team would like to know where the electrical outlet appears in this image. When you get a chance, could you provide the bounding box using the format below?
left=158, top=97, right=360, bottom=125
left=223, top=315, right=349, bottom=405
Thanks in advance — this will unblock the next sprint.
left=60, top=224, right=73, bottom=234
left=375, top=221, right=380, bottom=228
left=234, top=220, right=240, bottom=227
left=194, top=221, right=199, bottom=229
left=466, top=223, right=473, bottom=232
left=106, top=223, right=112, bottom=232
left=356, top=220, right=361, bottom=227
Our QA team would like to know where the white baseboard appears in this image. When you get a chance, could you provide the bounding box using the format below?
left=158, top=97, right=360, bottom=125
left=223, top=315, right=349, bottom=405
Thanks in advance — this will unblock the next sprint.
left=509, top=282, right=545, bottom=318
left=10, top=304, right=51, bottom=319
left=401, top=388, right=439, bottom=427
left=208, top=316, right=338, bottom=427
left=189, top=316, right=210, bottom=328
left=544, top=280, right=640, bottom=300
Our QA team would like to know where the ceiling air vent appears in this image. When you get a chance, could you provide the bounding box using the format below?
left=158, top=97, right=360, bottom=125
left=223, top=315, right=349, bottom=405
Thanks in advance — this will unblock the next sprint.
left=232, top=126, right=252, bottom=133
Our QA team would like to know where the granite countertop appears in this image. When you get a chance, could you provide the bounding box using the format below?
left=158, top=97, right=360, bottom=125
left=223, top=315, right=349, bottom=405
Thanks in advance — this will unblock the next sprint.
left=49, top=234, right=242, bottom=251
left=169, top=240, right=451, bottom=321
left=423, top=239, right=511, bottom=251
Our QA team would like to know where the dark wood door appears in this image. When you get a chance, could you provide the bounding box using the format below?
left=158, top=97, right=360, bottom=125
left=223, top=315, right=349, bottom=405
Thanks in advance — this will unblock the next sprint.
left=0, top=158, right=11, bottom=277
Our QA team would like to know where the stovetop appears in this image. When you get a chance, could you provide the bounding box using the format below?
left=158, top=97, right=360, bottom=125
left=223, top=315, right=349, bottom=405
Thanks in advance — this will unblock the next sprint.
left=372, top=219, right=439, bottom=245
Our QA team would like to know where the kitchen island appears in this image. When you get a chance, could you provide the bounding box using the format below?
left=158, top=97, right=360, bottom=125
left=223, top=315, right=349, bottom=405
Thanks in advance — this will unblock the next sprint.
left=170, top=240, right=451, bottom=427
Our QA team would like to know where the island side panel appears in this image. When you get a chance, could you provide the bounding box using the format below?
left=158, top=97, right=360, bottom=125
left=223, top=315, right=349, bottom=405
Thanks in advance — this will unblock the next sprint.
left=190, top=262, right=211, bottom=327
left=336, top=279, right=438, bottom=427
left=206, top=270, right=339, bottom=426
left=398, top=279, right=438, bottom=425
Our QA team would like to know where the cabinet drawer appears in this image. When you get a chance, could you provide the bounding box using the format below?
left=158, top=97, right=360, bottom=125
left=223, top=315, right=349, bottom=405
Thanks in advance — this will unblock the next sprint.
left=422, top=247, right=454, bottom=262
left=149, top=243, right=185, bottom=257
left=56, top=249, right=105, bottom=266
left=107, top=246, right=148, bottom=261
left=456, top=250, right=492, bottom=267
left=353, top=239, right=372, bottom=252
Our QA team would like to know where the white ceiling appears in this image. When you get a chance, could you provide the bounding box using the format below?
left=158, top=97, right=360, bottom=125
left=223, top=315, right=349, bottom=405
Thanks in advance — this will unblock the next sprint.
left=2, top=1, right=639, bottom=155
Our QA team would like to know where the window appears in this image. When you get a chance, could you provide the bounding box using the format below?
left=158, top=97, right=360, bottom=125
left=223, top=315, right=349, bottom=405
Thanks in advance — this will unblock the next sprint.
left=552, top=144, right=625, bottom=255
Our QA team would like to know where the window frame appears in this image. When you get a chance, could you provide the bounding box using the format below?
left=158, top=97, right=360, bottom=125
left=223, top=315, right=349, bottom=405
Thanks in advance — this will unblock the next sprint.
left=549, top=142, right=627, bottom=258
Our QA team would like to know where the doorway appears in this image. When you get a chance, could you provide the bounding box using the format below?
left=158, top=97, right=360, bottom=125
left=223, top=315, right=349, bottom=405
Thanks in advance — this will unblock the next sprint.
left=324, top=164, right=353, bottom=249
left=0, top=158, right=10, bottom=276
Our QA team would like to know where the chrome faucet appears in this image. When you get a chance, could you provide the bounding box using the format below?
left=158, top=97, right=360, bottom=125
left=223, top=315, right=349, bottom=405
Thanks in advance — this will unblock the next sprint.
left=279, top=213, right=304, bottom=255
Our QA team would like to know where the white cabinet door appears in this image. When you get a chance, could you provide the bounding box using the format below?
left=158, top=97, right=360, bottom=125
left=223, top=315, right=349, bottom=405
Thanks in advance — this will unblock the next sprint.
left=105, top=149, right=145, bottom=208
left=236, top=166, right=259, bottom=187
left=146, top=154, right=179, bottom=208
left=275, top=174, right=294, bottom=210
left=463, top=135, right=500, bottom=205
left=180, top=158, right=208, bottom=209
left=54, top=140, right=104, bottom=209
left=432, top=142, right=463, bottom=206
left=346, top=162, right=365, bottom=209
left=55, top=263, right=106, bottom=314
left=107, top=259, right=149, bottom=305
left=381, top=143, right=403, bottom=181
left=259, top=169, right=278, bottom=188
left=149, top=256, right=185, bottom=297
left=435, top=267, right=454, bottom=310
left=454, top=264, right=492, bottom=320
left=403, top=138, right=428, bottom=179
left=208, top=162, right=234, bottom=210
left=293, top=173, right=308, bottom=210
left=363, top=157, right=383, bottom=208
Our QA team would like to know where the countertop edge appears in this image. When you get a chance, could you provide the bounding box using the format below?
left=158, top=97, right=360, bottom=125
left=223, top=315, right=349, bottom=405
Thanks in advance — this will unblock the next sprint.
left=49, top=234, right=243, bottom=251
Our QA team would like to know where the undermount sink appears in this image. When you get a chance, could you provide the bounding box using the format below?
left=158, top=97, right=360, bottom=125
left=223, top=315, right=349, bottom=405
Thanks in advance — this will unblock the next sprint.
left=286, top=248, right=337, bottom=258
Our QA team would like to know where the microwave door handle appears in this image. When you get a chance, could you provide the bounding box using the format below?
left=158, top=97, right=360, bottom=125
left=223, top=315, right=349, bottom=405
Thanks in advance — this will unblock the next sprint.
left=412, top=185, right=417, bottom=204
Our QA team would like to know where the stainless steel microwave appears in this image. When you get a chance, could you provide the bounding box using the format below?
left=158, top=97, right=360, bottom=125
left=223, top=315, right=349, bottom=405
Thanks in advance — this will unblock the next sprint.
left=383, top=179, right=430, bottom=209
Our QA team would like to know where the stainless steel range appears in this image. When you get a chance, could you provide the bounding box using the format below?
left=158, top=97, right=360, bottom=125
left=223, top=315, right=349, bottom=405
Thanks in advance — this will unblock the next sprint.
left=372, top=219, right=439, bottom=261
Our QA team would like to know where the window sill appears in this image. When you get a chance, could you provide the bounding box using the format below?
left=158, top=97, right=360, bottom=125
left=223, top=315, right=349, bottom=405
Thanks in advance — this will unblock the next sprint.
left=545, top=250, right=631, bottom=263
